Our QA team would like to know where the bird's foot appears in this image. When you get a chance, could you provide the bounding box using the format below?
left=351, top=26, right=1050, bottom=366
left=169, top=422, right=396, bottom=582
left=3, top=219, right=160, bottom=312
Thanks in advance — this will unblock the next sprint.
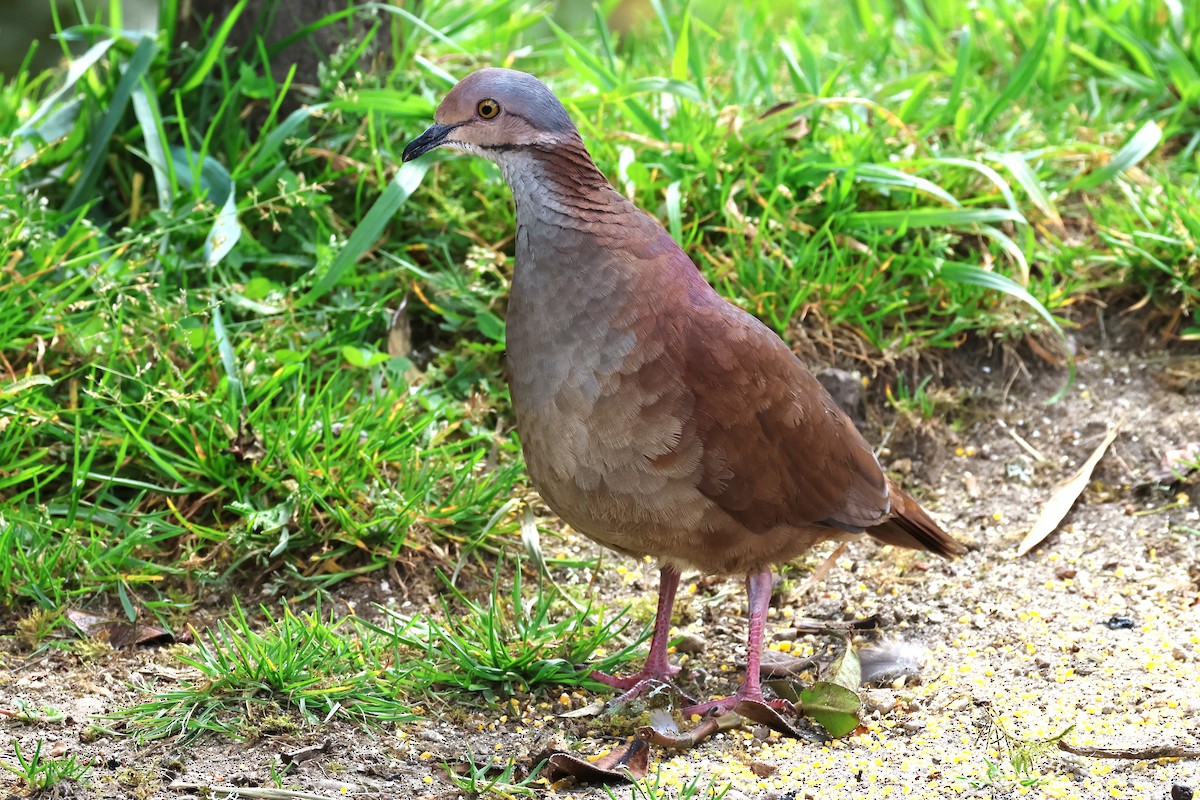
left=682, top=690, right=795, bottom=718
left=589, top=664, right=696, bottom=707
left=589, top=663, right=679, bottom=691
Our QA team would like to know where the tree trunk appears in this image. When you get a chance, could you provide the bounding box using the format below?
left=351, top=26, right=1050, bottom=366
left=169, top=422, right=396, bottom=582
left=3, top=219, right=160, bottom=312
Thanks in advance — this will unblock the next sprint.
left=178, top=0, right=393, bottom=106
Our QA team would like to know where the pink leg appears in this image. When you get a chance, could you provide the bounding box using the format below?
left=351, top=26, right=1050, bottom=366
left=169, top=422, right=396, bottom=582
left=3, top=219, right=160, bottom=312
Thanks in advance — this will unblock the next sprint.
left=684, top=568, right=791, bottom=716
left=590, top=565, right=683, bottom=703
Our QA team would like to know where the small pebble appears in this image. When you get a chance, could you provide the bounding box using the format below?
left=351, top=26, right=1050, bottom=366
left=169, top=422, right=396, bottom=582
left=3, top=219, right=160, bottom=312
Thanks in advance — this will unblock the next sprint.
left=862, top=689, right=896, bottom=715
left=673, top=632, right=707, bottom=654
left=1172, top=785, right=1194, bottom=800
left=1103, top=615, right=1135, bottom=629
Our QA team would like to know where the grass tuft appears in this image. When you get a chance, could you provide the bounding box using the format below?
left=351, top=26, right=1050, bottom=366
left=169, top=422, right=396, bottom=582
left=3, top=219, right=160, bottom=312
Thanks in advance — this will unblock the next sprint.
left=370, top=563, right=641, bottom=705
left=111, top=601, right=417, bottom=743
left=0, top=738, right=91, bottom=793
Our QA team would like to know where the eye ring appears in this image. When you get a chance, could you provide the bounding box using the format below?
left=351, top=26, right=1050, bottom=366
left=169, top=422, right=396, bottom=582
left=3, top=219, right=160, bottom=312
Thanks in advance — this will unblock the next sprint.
left=476, top=98, right=500, bottom=119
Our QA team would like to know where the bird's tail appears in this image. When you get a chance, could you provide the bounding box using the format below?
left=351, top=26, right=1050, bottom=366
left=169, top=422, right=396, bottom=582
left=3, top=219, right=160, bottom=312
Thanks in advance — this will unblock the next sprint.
left=866, top=479, right=967, bottom=558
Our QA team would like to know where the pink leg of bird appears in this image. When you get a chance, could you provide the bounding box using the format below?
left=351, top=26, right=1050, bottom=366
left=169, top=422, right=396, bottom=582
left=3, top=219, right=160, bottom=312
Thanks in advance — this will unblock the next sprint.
left=683, top=568, right=792, bottom=717
left=590, top=565, right=684, bottom=703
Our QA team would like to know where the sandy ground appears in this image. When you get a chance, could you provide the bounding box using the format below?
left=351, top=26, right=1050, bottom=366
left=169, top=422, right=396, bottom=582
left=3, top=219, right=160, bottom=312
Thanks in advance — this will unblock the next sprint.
left=2, top=334, right=1198, bottom=800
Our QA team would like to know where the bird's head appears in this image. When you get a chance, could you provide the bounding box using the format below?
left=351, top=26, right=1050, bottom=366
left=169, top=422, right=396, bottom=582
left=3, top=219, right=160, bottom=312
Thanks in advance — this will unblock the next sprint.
left=402, top=68, right=578, bottom=164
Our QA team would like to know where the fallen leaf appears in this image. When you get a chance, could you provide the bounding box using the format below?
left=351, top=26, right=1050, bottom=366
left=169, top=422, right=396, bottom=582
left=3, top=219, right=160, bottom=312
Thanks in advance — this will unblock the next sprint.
left=1017, top=426, right=1120, bottom=556
left=541, top=738, right=648, bottom=784
left=825, top=639, right=862, bottom=692
left=790, top=614, right=880, bottom=635
left=637, top=708, right=743, bottom=749
left=732, top=699, right=808, bottom=739
left=765, top=640, right=862, bottom=738
left=798, top=641, right=862, bottom=737
left=222, top=411, right=265, bottom=463
left=281, top=740, right=332, bottom=766
left=759, top=651, right=818, bottom=678
left=65, top=609, right=174, bottom=648
left=386, top=297, right=412, bottom=357
left=799, top=682, right=861, bottom=738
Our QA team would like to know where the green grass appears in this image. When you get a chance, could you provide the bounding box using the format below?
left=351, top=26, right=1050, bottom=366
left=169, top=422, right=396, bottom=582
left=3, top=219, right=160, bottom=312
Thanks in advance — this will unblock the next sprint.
left=369, top=562, right=641, bottom=705
left=0, top=738, right=91, bottom=793
left=0, top=0, right=1198, bottom=736
left=111, top=600, right=418, bottom=742
left=957, top=709, right=1075, bottom=790
left=110, top=573, right=639, bottom=742
left=444, top=750, right=545, bottom=797
left=605, top=766, right=732, bottom=800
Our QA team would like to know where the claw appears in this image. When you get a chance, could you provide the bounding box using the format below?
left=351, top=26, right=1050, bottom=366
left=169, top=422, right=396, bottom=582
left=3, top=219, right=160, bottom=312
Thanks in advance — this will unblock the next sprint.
left=589, top=665, right=679, bottom=692
left=683, top=691, right=795, bottom=718
left=589, top=666, right=698, bottom=708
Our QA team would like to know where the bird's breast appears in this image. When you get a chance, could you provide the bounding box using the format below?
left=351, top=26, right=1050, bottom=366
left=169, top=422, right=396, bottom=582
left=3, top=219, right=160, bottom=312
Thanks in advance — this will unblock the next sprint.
left=505, top=229, right=708, bottom=543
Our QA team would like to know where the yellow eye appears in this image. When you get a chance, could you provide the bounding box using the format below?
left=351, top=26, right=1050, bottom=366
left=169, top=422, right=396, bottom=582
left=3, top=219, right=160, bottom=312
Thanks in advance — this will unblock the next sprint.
left=476, top=98, right=500, bottom=119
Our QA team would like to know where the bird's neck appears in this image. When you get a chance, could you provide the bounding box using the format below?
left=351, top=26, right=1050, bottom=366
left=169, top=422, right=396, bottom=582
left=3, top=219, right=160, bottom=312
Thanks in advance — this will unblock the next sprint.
left=496, top=139, right=630, bottom=233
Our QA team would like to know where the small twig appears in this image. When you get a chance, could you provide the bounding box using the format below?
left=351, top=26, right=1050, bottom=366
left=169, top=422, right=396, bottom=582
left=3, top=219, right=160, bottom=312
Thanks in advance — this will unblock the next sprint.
left=995, top=419, right=1047, bottom=463
left=1057, top=741, right=1200, bottom=760
left=797, top=542, right=848, bottom=597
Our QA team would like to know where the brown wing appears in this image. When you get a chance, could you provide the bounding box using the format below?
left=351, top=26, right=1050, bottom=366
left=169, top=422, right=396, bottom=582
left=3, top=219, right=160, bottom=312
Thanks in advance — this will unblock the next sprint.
left=682, top=302, right=891, bottom=535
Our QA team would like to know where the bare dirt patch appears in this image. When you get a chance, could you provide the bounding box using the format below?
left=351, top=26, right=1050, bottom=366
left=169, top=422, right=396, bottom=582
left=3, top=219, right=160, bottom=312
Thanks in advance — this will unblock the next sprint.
left=3, top=335, right=1198, bottom=800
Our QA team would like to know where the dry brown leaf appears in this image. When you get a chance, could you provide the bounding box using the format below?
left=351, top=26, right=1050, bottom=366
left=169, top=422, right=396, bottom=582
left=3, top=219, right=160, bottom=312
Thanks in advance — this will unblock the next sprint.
left=1016, top=426, right=1120, bottom=556
left=65, top=609, right=174, bottom=648
left=222, top=411, right=265, bottom=463
left=541, top=738, right=649, bottom=784
left=637, top=709, right=744, bottom=750
left=732, top=699, right=806, bottom=738
left=758, top=650, right=819, bottom=679
left=386, top=298, right=412, bottom=357
left=1147, top=442, right=1200, bottom=483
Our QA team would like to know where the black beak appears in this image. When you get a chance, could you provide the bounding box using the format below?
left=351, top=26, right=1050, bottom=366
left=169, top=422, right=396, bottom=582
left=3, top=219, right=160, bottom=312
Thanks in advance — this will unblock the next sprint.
left=402, top=123, right=456, bottom=162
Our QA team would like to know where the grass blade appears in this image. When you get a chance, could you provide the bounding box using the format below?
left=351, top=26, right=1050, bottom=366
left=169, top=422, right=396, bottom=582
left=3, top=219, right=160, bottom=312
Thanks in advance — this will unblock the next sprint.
left=13, top=39, right=115, bottom=137
left=976, top=16, right=1050, bottom=130
left=298, top=160, right=430, bottom=306
left=179, top=0, right=248, bottom=92
left=1072, top=120, right=1162, bottom=190
left=847, top=208, right=1023, bottom=229
left=65, top=35, right=157, bottom=211
left=989, top=151, right=1062, bottom=229
left=940, top=263, right=1073, bottom=400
